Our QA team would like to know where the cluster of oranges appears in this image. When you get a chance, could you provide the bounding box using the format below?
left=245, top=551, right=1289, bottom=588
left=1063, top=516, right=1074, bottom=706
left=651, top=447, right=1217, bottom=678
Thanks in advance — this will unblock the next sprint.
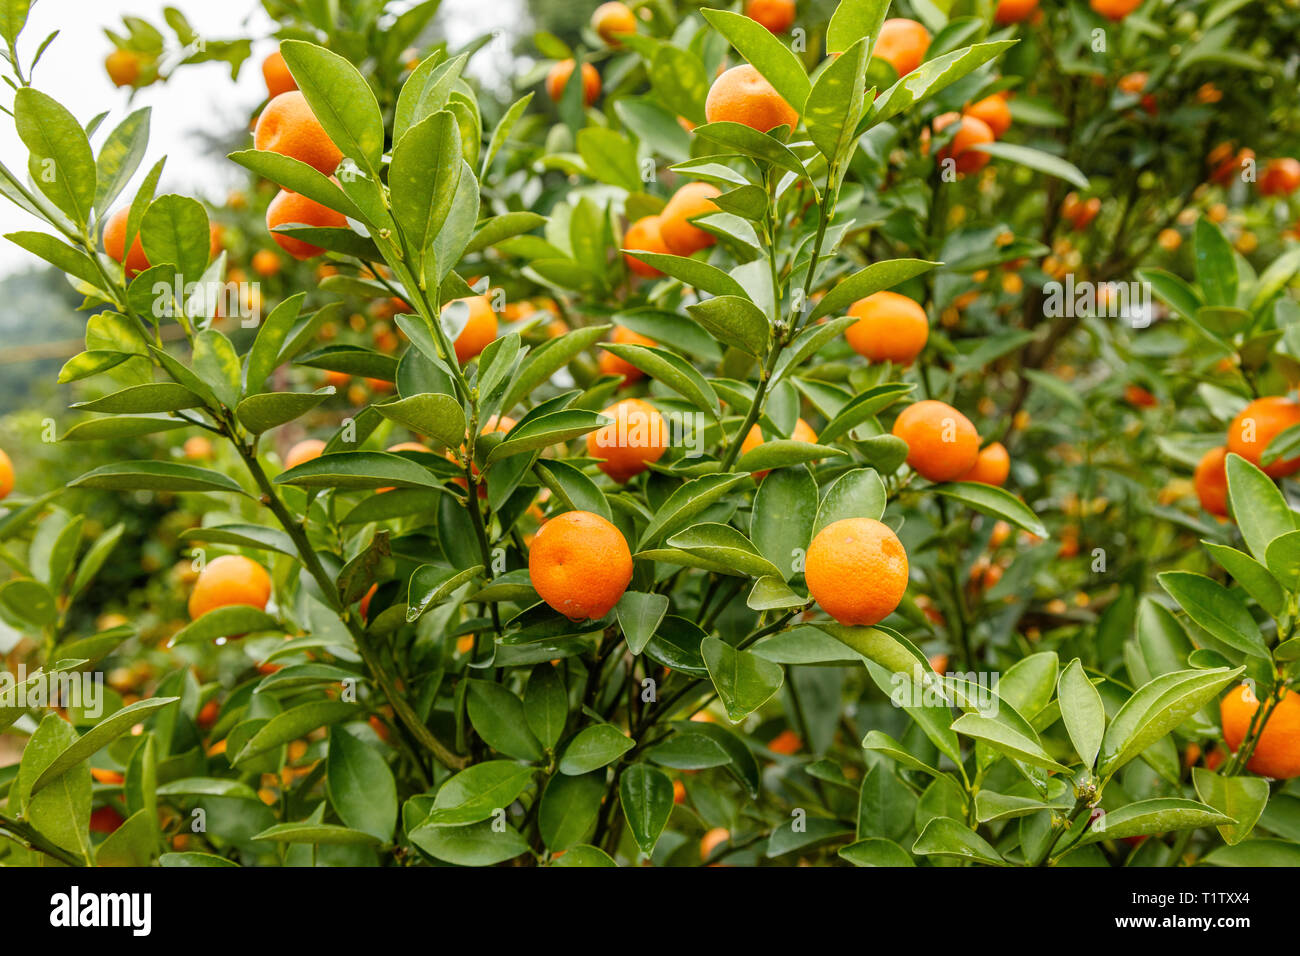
left=1194, top=395, right=1300, bottom=517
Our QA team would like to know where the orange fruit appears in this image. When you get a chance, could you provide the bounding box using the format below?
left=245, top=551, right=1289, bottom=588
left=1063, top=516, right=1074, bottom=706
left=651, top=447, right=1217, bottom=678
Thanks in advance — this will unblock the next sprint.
left=90, top=806, right=125, bottom=834
left=965, top=94, right=1011, bottom=139
left=197, top=698, right=220, bottom=730
left=528, top=510, right=633, bottom=620
left=0, top=447, right=12, bottom=500
left=700, top=827, right=730, bottom=860
left=845, top=290, right=929, bottom=366
left=1221, top=684, right=1300, bottom=779
left=105, top=49, right=140, bottom=87
left=1157, top=228, right=1182, bottom=251
left=266, top=188, right=348, bottom=260
left=1227, top=396, right=1300, bottom=478
left=1118, top=71, right=1157, bottom=114
left=892, top=400, right=980, bottom=482
left=262, top=50, right=297, bottom=98
left=251, top=248, right=282, bottom=277
left=746, top=0, right=796, bottom=33
left=1259, top=158, right=1300, bottom=198
left=446, top=295, right=498, bottom=363
left=254, top=91, right=343, bottom=177
left=182, top=436, right=212, bottom=460
left=659, top=182, right=721, bottom=257
left=90, top=768, right=125, bottom=785
left=546, top=60, right=601, bottom=106
left=102, top=207, right=150, bottom=277
left=959, top=442, right=1010, bottom=487
left=934, top=112, right=994, bottom=175
left=873, top=19, right=931, bottom=77
left=284, top=438, right=326, bottom=470
left=358, top=583, right=378, bottom=621
left=592, top=2, right=637, bottom=44
left=994, top=0, right=1039, bottom=23
left=705, top=64, right=799, bottom=133
left=1123, top=383, right=1157, bottom=408
left=1090, top=0, right=1143, bottom=20
left=623, top=216, right=669, bottom=278
left=188, top=554, right=272, bottom=621
left=1193, top=446, right=1229, bottom=517
left=598, top=326, right=657, bottom=385
left=768, top=729, right=802, bottom=754
left=322, top=369, right=350, bottom=389
left=740, top=418, right=818, bottom=479
left=587, top=398, right=669, bottom=483
left=673, top=779, right=687, bottom=804
left=805, top=517, right=909, bottom=626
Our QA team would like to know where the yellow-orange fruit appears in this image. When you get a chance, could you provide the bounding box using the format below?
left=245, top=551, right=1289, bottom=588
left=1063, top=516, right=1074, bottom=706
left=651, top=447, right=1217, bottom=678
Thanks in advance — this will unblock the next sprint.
left=262, top=50, right=297, bottom=99
left=965, top=94, right=1011, bottom=139
left=934, top=112, right=994, bottom=175
left=1259, top=158, right=1300, bottom=198
left=546, top=60, right=601, bottom=106
left=598, top=326, right=657, bottom=385
left=873, top=19, right=931, bottom=77
left=105, top=49, right=141, bottom=87
left=746, top=0, right=796, bottom=33
left=845, top=290, right=929, bottom=366
left=251, top=248, right=282, bottom=277
left=284, top=439, right=326, bottom=470
left=254, top=91, right=343, bottom=177
left=959, top=442, right=1010, bottom=487
left=1090, top=0, right=1142, bottom=20
left=446, top=295, right=498, bottom=363
left=102, top=207, right=150, bottom=277
left=592, top=2, right=637, bottom=44
left=1227, top=396, right=1300, bottom=478
left=892, top=400, right=981, bottom=482
left=623, top=216, right=669, bottom=278
left=705, top=64, right=799, bottom=133
left=1221, top=684, right=1300, bottom=779
left=188, top=555, right=272, bottom=621
left=700, top=827, right=730, bottom=860
left=588, top=398, right=668, bottom=482
left=266, top=188, right=348, bottom=260
left=182, top=436, right=212, bottom=461
left=805, top=517, right=909, bottom=626
left=995, top=0, right=1039, bottom=24
left=0, top=447, right=14, bottom=500
left=1194, top=446, right=1229, bottom=517
left=528, top=510, right=633, bottom=620
left=659, top=182, right=721, bottom=257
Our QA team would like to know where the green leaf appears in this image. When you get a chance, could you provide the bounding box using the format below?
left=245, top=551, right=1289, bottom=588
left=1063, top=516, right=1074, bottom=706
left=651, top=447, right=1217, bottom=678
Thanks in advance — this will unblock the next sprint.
left=70, top=382, right=201, bottom=414
left=423, top=761, right=537, bottom=827
left=253, top=822, right=381, bottom=846
left=407, top=564, right=483, bottom=622
left=558, top=724, right=634, bottom=775
left=1202, top=542, right=1285, bottom=618
left=14, top=88, right=96, bottom=225
left=31, top=697, right=178, bottom=795
left=752, top=464, right=817, bottom=580
left=537, top=771, right=604, bottom=852
left=233, top=701, right=358, bottom=763
left=96, top=809, right=156, bottom=867
left=970, top=141, right=1088, bottom=189
left=637, top=473, right=754, bottom=547
left=1058, top=659, right=1105, bottom=768
left=227, top=150, right=361, bottom=220
left=524, top=663, right=568, bottom=750
left=701, top=8, right=811, bottom=113
left=814, top=468, right=886, bottom=533
left=912, top=818, right=1004, bottom=865
left=621, top=250, right=748, bottom=298
left=686, top=295, right=771, bottom=355
left=280, top=40, right=384, bottom=176
left=950, top=712, right=1069, bottom=773
left=701, top=635, right=785, bottom=722
left=1079, top=798, right=1232, bottom=847
left=1192, top=768, right=1269, bottom=845
left=932, top=482, right=1047, bottom=538
left=868, top=41, right=1015, bottom=127
left=326, top=727, right=397, bottom=841
left=839, top=837, right=914, bottom=867
left=1201, top=840, right=1300, bottom=867
left=486, top=410, right=608, bottom=464
left=648, top=45, right=709, bottom=125
left=374, top=393, right=466, bottom=449
left=467, top=680, right=543, bottom=761
left=805, top=37, right=869, bottom=163
left=276, top=450, right=443, bottom=491
left=168, top=606, right=281, bottom=646
left=236, top=389, right=333, bottom=434
left=390, top=110, right=462, bottom=264
left=809, top=259, right=938, bottom=322
left=412, top=819, right=529, bottom=864
left=1194, top=217, right=1238, bottom=308
left=1225, top=453, right=1295, bottom=561
left=619, top=764, right=674, bottom=857
left=736, top=439, right=841, bottom=475
left=827, top=0, right=889, bottom=54
left=666, top=523, right=784, bottom=580
left=598, top=343, right=719, bottom=417
left=615, top=590, right=669, bottom=655
left=1157, top=570, right=1269, bottom=659
left=1264, top=530, right=1300, bottom=594
left=141, top=193, right=211, bottom=280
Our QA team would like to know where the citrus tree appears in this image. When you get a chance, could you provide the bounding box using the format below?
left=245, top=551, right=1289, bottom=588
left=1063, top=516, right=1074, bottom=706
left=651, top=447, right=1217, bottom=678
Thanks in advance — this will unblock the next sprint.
left=0, top=0, right=1298, bottom=869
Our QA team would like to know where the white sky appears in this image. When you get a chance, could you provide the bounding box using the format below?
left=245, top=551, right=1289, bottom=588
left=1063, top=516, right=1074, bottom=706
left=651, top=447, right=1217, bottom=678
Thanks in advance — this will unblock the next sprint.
left=0, top=0, right=526, bottom=275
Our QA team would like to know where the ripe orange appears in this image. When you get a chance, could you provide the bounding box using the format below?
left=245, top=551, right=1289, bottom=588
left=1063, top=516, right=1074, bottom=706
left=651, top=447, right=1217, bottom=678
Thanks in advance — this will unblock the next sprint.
left=1227, top=396, right=1300, bottom=478
left=746, top=0, right=796, bottom=33
left=959, top=442, right=1010, bottom=487
left=528, top=510, right=633, bottom=620
left=705, top=64, right=799, bottom=133
left=188, top=554, right=272, bottom=621
left=1123, top=383, right=1157, bottom=408
left=445, top=295, right=498, bottom=362
left=891, top=400, right=981, bottom=482
left=251, top=248, right=282, bottom=277
left=90, top=768, right=125, bottom=785
left=934, top=113, right=994, bottom=175
left=197, top=698, right=220, bottom=730
left=659, top=182, right=721, bottom=257
left=768, top=729, right=802, bottom=754
left=254, top=91, right=343, bottom=177
left=266, top=188, right=348, bottom=260
left=546, top=60, right=601, bottom=106
left=284, top=438, right=326, bottom=470
left=1260, top=158, right=1300, bottom=198
left=587, top=398, right=668, bottom=483
left=873, top=19, right=931, bottom=77
left=805, top=517, right=909, bottom=626
left=741, top=418, right=817, bottom=479
left=845, top=290, right=929, bottom=366
left=700, top=827, right=730, bottom=860
left=994, top=0, right=1039, bottom=24
left=1118, top=71, right=1157, bottom=114
left=1090, top=0, right=1143, bottom=20
left=90, top=806, right=125, bottom=834
left=105, top=49, right=140, bottom=87
left=592, top=2, right=637, bottom=44
left=102, top=207, right=150, bottom=277
left=1221, top=684, right=1300, bottom=779
left=1193, top=446, right=1229, bottom=517
left=598, top=326, right=657, bottom=385
left=623, top=216, right=669, bottom=278
left=0, top=447, right=12, bottom=500
left=262, top=50, right=297, bottom=98
left=965, top=94, right=1011, bottom=139
left=182, top=436, right=212, bottom=460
